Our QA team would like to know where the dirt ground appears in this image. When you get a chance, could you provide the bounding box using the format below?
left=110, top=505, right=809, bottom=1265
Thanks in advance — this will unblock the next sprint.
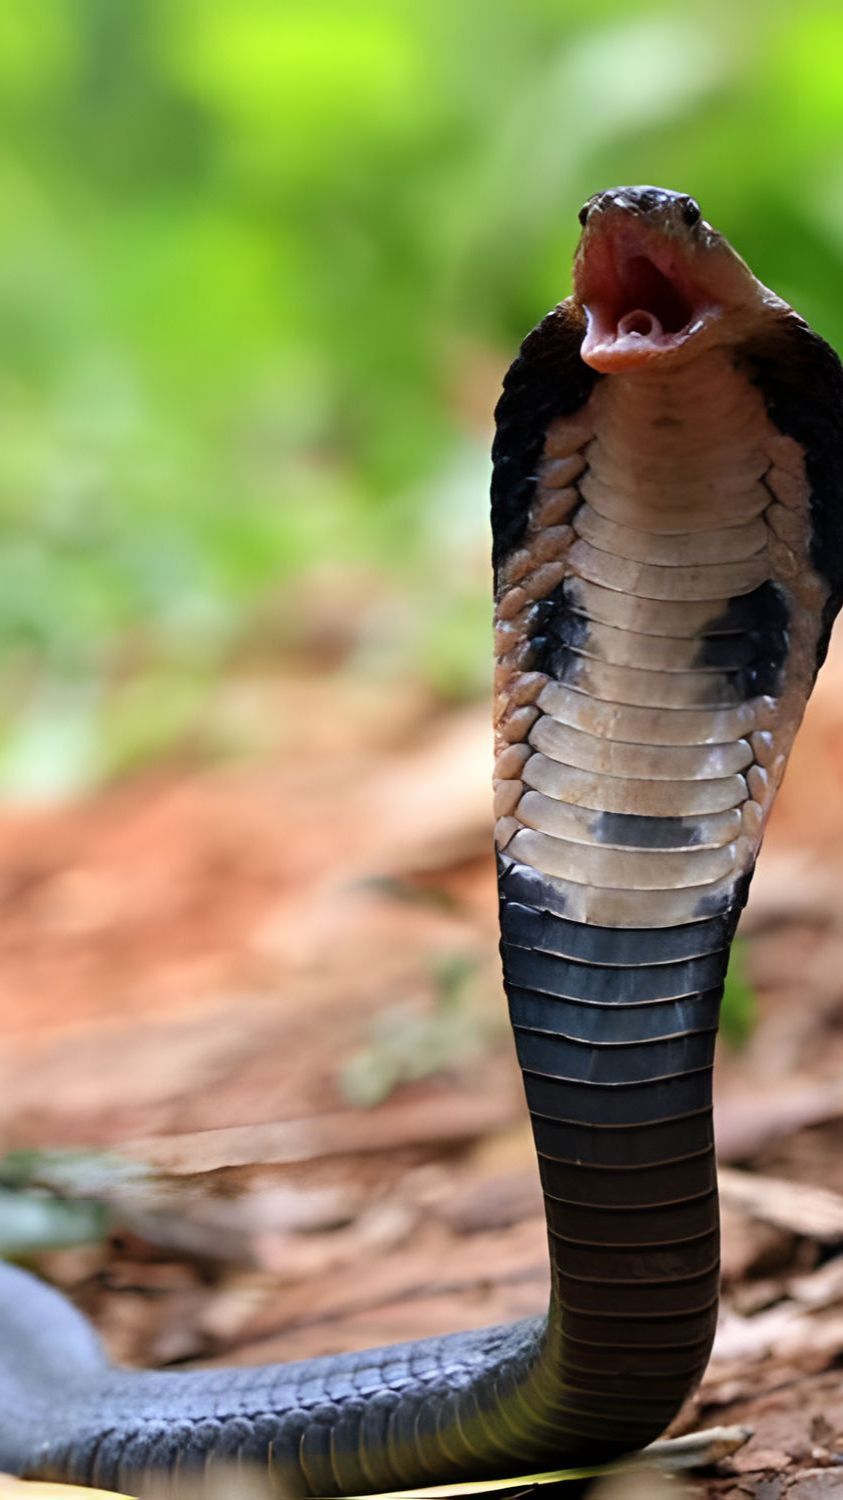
left=6, top=636, right=843, bottom=1498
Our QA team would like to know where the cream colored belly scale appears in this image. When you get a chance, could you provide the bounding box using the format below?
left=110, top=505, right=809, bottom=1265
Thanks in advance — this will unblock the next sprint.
left=494, top=349, right=827, bottom=929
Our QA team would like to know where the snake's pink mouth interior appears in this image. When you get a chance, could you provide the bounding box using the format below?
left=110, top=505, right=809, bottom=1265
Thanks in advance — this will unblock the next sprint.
left=611, top=257, right=694, bottom=336
left=576, top=218, right=716, bottom=371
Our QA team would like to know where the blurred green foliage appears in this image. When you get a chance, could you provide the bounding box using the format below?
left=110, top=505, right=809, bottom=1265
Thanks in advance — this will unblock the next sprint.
left=340, top=951, right=494, bottom=1107
left=720, top=938, right=758, bottom=1050
left=0, top=1150, right=118, bottom=1252
left=1, top=0, right=843, bottom=792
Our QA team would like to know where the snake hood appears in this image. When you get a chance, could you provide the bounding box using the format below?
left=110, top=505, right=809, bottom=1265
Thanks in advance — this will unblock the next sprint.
left=1, top=189, right=843, bottom=1497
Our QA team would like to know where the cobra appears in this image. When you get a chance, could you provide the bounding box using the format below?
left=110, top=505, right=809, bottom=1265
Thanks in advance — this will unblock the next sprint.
left=1, top=185, right=841, bottom=1496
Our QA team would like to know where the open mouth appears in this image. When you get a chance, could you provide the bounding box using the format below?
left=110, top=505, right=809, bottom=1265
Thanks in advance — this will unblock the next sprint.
left=576, top=218, right=717, bottom=371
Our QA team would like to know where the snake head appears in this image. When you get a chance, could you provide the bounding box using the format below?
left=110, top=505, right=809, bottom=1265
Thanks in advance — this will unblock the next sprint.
left=573, top=185, right=783, bottom=373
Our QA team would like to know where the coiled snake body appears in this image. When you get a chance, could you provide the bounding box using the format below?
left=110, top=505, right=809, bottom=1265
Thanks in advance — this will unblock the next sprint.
left=1, top=187, right=842, bottom=1496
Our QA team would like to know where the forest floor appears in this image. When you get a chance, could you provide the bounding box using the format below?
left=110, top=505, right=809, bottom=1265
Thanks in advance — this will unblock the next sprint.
left=6, top=639, right=843, bottom=1499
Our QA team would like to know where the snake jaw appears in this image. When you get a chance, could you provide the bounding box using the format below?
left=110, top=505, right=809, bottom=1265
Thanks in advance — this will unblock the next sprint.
left=569, top=183, right=782, bottom=373
left=576, top=212, right=722, bottom=372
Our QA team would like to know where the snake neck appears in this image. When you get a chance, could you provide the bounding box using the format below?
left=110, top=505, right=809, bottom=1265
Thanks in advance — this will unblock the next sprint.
left=494, top=345, right=827, bottom=921
left=491, top=343, right=827, bottom=1449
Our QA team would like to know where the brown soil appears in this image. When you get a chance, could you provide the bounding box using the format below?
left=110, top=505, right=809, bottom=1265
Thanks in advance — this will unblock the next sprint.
left=6, top=638, right=843, bottom=1497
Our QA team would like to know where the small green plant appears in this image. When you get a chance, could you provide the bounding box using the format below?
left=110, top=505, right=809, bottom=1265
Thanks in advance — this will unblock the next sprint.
left=720, top=937, right=757, bottom=1050
left=0, top=1147, right=151, bottom=1257
left=340, top=952, right=493, bottom=1107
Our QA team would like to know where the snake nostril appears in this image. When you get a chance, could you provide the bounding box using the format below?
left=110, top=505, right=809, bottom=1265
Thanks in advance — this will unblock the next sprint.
left=680, top=195, right=701, bottom=227
left=578, top=202, right=590, bottom=227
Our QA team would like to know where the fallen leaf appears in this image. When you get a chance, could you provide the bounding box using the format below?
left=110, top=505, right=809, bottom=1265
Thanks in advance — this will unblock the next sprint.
left=122, top=1083, right=520, bottom=1175
left=716, top=1083, right=843, bottom=1163
left=719, top=1167, right=843, bottom=1241
left=0, top=1481, right=134, bottom=1499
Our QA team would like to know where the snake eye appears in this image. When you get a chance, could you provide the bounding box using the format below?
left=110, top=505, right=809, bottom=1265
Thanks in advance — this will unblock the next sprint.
left=578, top=202, right=590, bottom=227
left=680, top=195, right=701, bottom=227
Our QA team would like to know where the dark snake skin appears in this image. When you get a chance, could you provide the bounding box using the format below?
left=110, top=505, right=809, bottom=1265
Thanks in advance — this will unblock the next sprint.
left=0, top=187, right=841, bottom=1497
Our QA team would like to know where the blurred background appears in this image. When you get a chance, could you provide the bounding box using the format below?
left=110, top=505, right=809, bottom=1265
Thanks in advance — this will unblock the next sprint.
left=3, top=3, right=843, bottom=1491
left=1, top=0, right=843, bottom=792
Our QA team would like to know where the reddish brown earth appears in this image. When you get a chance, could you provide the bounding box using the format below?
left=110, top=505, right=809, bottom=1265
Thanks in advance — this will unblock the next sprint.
left=6, top=638, right=843, bottom=1497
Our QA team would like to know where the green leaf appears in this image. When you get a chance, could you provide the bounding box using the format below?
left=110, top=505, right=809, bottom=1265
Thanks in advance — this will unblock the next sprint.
left=720, top=938, right=758, bottom=1051
left=0, top=1187, right=107, bottom=1255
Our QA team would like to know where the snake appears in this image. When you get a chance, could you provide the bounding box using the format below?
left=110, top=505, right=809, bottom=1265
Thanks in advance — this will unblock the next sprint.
left=1, top=185, right=842, bottom=1497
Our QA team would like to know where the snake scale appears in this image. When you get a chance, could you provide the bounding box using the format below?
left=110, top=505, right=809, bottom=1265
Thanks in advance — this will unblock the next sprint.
left=0, top=186, right=842, bottom=1496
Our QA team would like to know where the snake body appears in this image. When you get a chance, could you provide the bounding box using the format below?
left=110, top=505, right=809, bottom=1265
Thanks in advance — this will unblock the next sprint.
left=1, top=187, right=842, bottom=1496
